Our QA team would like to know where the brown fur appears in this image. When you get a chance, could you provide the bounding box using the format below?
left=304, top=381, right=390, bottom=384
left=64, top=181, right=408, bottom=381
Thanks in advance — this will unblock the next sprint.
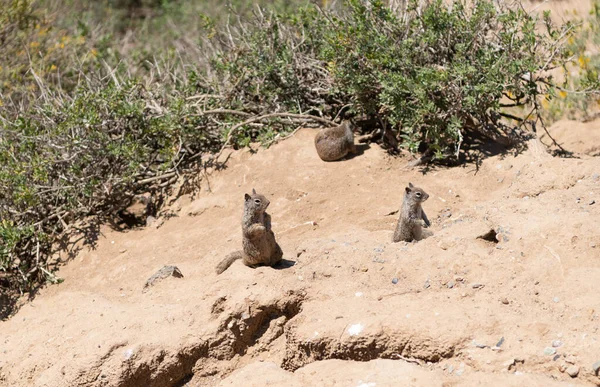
left=314, top=121, right=357, bottom=161
left=215, top=189, right=283, bottom=274
left=392, top=183, right=431, bottom=242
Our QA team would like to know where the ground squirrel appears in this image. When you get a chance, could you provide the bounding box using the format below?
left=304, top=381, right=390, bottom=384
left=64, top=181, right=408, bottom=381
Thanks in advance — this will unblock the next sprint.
left=392, top=183, right=431, bottom=242
left=215, top=189, right=283, bottom=274
left=314, top=120, right=357, bottom=161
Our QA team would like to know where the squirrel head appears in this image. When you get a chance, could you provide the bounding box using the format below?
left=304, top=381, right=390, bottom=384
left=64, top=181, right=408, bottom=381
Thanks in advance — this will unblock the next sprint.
left=244, top=189, right=270, bottom=213
left=342, top=120, right=358, bottom=133
left=405, top=182, right=429, bottom=203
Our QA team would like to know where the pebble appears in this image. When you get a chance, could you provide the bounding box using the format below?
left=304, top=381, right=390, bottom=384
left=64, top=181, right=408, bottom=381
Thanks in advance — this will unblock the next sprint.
left=590, top=200, right=596, bottom=205
left=392, top=278, right=399, bottom=284
left=496, top=337, right=505, bottom=347
left=565, top=365, right=579, bottom=378
left=553, top=297, right=560, bottom=303
left=447, top=281, right=455, bottom=289
left=543, top=347, right=556, bottom=356
left=592, top=360, right=600, bottom=375
left=424, top=280, right=431, bottom=289
left=501, top=298, right=509, bottom=305
left=472, top=283, right=484, bottom=289
left=552, top=340, right=563, bottom=348
left=591, top=242, right=597, bottom=249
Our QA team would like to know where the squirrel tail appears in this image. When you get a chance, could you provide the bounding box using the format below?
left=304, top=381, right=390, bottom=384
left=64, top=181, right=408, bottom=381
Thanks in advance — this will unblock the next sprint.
left=215, top=251, right=243, bottom=274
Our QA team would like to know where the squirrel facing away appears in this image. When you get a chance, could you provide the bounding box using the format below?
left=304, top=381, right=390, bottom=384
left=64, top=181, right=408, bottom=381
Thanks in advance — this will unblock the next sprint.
left=215, top=189, right=283, bottom=274
left=314, top=120, right=357, bottom=161
left=392, top=183, right=431, bottom=242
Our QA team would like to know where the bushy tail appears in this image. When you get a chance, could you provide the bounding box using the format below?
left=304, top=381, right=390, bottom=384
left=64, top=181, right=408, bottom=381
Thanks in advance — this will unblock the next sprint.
left=215, top=251, right=243, bottom=274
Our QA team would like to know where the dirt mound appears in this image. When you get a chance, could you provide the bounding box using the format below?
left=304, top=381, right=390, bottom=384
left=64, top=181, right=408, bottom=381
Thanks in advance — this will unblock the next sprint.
left=1, top=124, right=600, bottom=387
left=541, top=118, right=600, bottom=156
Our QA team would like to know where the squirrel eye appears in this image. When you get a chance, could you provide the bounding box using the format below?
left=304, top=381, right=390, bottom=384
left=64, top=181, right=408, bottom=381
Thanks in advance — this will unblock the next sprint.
left=416, top=192, right=421, bottom=197
left=254, top=199, right=261, bottom=204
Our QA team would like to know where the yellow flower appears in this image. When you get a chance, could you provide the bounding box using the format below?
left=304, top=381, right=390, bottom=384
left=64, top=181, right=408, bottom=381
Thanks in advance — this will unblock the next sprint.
left=0, top=99, right=3, bottom=107
left=578, top=55, right=590, bottom=68
left=558, top=90, right=567, bottom=98
left=30, top=41, right=40, bottom=48
left=50, top=64, right=57, bottom=71
left=91, top=48, right=98, bottom=57
left=60, top=43, right=65, bottom=49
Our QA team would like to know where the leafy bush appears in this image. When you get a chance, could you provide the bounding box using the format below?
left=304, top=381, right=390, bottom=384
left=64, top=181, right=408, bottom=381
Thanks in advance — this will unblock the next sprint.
left=0, top=0, right=586, bottom=309
left=321, top=0, right=577, bottom=156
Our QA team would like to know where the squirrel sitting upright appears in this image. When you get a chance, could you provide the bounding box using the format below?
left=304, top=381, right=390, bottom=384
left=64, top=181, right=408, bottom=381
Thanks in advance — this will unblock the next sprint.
left=216, top=189, right=283, bottom=274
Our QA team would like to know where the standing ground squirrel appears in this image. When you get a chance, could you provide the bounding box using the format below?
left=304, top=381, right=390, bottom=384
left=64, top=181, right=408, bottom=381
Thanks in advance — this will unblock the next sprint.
left=392, top=183, right=431, bottom=242
left=314, top=120, right=357, bottom=161
left=215, top=189, right=283, bottom=274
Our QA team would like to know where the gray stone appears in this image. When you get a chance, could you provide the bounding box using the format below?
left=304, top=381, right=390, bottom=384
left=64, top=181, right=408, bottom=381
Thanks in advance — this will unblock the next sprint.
left=543, top=347, right=556, bottom=356
left=593, top=360, right=600, bottom=376
left=447, top=281, right=455, bottom=289
left=472, top=283, right=484, bottom=289
left=565, top=365, right=579, bottom=378
left=553, top=297, right=560, bottom=303
left=496, top=337, right=505, bottom=347
left=552, top=340, right=563, bottom=348
left=392, top=278, right=399, bottom=285
left=143, top=265, right=183, bottom=292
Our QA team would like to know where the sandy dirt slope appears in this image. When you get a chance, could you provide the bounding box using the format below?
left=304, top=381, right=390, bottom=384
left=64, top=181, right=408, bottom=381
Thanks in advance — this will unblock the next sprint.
left=1, top=120, right=599, bottom=387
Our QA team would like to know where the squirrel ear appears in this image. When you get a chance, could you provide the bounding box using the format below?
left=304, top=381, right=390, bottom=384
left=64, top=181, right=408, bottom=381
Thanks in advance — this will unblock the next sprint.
left=252, top=188, right=256, bottom=194
left=405, top=186, right=411, bottom=194
left=408, top=182, right=414, bottom=188
left=245, top=193, right=251, bottom=201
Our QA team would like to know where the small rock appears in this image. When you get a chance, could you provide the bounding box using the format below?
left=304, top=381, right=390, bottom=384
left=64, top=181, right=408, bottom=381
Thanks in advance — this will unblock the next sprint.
left=564, top=355, right=576, bottom=365
left=143, top=265, right=183, bottom=291
left=553, top=297, right=560, bottom=303
left=590, top=200, right=596, bottom=206
left=447, top=281, right=455, bottom=289
left=553, top=354, right=561, bottom=361
left=544, top=347, right=556, bottom=356
left=501, top=298, right=509, bottom=305
left=591, top=242, right=597, bottom=249
left=392, top=278, right=399, bottom=285
left=552, top=340, right=563, bottom=348
left=496, top=337, right=505, bottom=347
left=424, top=280, right=431, bottom=289
left=565, top=365, right=579, bottom=378
left=146, top=216, right=158, bottom=227
left=472, top=283, right=484, bottom=289
left=473, top=340, right=488, bottom=349
left=592, top=360, right=600, bottom=375
left=455, top=369, right=464, bottom=376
